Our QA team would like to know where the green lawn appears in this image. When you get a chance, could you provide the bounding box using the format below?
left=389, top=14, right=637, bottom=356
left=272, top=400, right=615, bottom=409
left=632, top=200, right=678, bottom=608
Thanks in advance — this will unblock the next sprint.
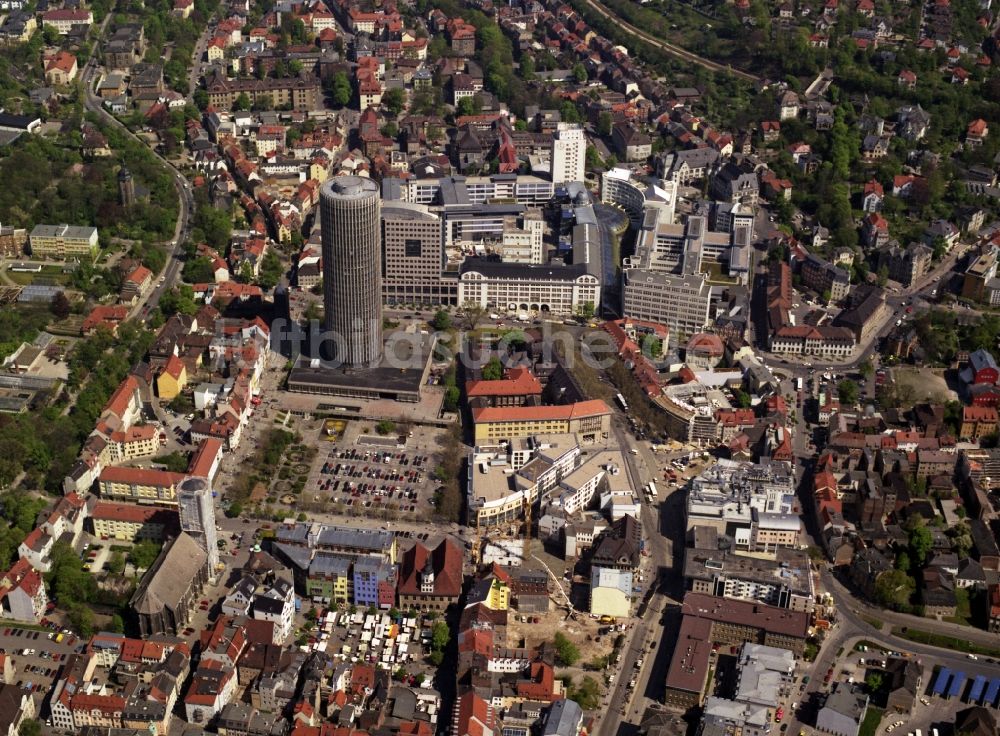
left=892, top=627, right=1000, bottom=658
left=859, top=707, right=884, bottom=736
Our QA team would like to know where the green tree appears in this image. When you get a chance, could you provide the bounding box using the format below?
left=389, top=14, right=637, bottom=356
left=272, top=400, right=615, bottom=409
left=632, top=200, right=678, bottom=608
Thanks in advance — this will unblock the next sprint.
left=895, top=550, right=911, bottom=573
left=41, top=24, right=60, bottom=45
left=67, top=603, right=95, bottom=637
left=431, top=310, right=452, bottom=331
left=873, top=569, right=915, bottom=609
left=597, top=111, right=613, bottom=137
left=733, top=389, right=752, bottom=408
left=233, top=92, right=251, bottom=111
left=50, top=291, right=71, bottom=320
left=865, top=673, right=884, bottom=693
left=577, top=301, right=596, bottom=320
left=553, top=632, right=580, bottom=666
left=182, top=256, right=216, bottom=284
left=838, top=379, right=860, bottom=406
left=257, top=250, right=284, bottom=290
left=859, top=359, right=874, bottom=381
left=456, top=95, right=480, bottom=117
left=482, top=357, right=503, bottom=380
left=567, top=675, right=601, bottom=709
left=129, top=539, right=162, bottom=570
left=18, top=719, right=41, bottom=736
left=108, top=551, right=126, bottom=575
left=382, top=87, right=405, bottom=116
left=375, top=419, right=396, bottom=435
left=159, top=284, right=198, bottom=316
left=572, top=63, right=588, bottom=83
left=252, top=93, right=274, bottom=111
left=908, top=523, right=933, bottom=567
left=330, top=72, right=352, bottom=107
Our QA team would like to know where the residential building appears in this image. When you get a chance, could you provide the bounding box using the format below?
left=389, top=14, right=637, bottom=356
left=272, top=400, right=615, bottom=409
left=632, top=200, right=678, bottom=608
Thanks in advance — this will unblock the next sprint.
left=960, top=405, right=998, bottom=440
left=612, top=123, right=653, bottom=162
left=90, top=502, right=177, bottom=542
left=0, top=558, right=47, bottom=622
left=40, top=8, right=93, bottom=33
left=883, top=657, right=922, bottom=715
left=833, top=286, right=891, bottom=344
left=816, top=684, right=868, bottom=736
left=801, top=254, right=850, bottom=301
left=156, top=355, right=187, bottom=401
left=44, top=50, right=78, bottom=85
left=204, top=72, right=322, bottom=111
left=880, top=243, right=932, bottom=287
left=98, top=467, right=186, bottom=505
left=550, top=124, right=586, bottom=184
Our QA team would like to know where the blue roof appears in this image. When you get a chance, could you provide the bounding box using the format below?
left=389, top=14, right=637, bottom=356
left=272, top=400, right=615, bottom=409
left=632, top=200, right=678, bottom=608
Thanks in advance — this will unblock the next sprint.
left=968, top=675, right=988, bottom=703
left=970, top=349, right=998, bottom=373
left=947, top=671, right=966, bottom=698
left=984, top=678, right=1000, bottom=707
left=932, top=668, right=951, bottom=696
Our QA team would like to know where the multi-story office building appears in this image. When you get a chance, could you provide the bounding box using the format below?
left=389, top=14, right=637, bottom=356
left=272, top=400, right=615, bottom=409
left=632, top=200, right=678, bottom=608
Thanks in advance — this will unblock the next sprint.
left=381, top=202, right=447, bottom=306
left=471, top=400, right=612, bottom=443
left=549, top=124, right=586, bottom=184
left=29, top=224, right=99, bottom=259
left=686, top=459, right=800, bottom=553
left=383, top=174, right=554, bottom=207
left=320, top=177, right=382, bottom=368
left=601, top=168, right=677, bottom=228
left=457, top=259, right=600, bottom=317
left=622, top=269, right=711, bottom=338
left=467, top=434, right=582, bottom=528
left=684, top=531, right=815, bottom=612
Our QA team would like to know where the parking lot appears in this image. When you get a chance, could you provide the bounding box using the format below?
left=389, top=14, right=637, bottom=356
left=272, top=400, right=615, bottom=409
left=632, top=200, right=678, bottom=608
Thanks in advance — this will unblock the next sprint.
left=0, top=624, right=81, bottom=696
left=302, top=421, right=445, bottom=520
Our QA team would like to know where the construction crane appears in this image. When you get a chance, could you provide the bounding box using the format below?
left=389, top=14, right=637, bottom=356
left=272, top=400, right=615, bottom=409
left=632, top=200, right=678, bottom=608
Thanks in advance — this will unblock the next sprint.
left=522, top=493, right=532, bottom=563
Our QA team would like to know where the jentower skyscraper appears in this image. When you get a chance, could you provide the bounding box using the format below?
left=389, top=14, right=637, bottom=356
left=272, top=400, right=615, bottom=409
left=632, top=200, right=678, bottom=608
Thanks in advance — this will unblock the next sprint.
left=319, top=176, right=383, bottom=368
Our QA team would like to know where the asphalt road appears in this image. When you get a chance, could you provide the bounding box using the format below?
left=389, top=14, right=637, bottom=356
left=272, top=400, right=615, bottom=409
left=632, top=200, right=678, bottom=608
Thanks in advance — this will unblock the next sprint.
left=762, top=242, right=970, bottom=375
left=80, top=35, right=194, bottom=312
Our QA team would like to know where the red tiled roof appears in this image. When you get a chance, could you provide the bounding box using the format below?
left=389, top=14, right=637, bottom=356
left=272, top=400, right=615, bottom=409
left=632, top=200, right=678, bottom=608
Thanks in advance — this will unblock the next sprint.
left=163, top=354, right=185, bottom=380
left=397, top=538, right=463, bottom=598
left=472, top=399, right=611, bottom=424
left=91, top=501, right=175, bottom=525
left=99, top=466, right=186, bottom=487
left=103, top=376, right=140, bottom=420
left=466, top=367, right=543, bottom=398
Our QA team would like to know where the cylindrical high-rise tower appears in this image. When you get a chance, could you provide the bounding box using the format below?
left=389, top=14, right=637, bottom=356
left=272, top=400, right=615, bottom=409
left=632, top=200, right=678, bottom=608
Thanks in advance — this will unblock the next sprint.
left=319, top=176, right=383, bottom=368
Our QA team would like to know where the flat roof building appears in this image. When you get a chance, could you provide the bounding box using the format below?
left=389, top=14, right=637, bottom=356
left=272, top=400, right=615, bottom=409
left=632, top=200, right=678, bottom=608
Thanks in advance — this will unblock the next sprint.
left=29, top=224, right=99, bottom=259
